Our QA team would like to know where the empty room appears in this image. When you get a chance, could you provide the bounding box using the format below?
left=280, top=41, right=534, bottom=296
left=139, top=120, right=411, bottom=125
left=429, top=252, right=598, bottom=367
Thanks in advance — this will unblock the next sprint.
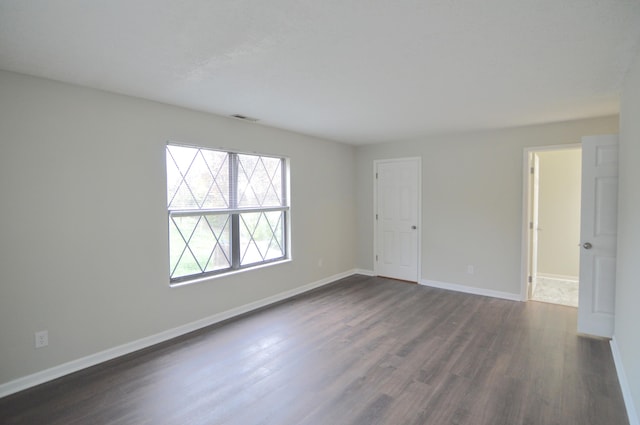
left=1, top=1, right=640, bottom=424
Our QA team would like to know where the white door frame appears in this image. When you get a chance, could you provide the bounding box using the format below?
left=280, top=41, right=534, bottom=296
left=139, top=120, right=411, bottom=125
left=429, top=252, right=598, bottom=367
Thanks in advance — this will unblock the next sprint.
left=373, top=157, right=422, bottom=281
left=520, top=144, right=581, bottom=301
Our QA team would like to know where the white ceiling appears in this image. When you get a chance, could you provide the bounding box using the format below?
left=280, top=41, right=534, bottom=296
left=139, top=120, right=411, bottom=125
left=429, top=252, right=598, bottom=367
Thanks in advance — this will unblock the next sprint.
left=1, top=0, right=639, bottom=145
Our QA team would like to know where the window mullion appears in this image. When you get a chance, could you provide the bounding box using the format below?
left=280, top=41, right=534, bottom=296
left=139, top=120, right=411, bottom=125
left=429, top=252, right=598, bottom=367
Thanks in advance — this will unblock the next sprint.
left=281, top=157, right=287, bottom=206
left=281, top=157, right=288, bottom=258
left=229, top=152, right=238, bottom=210
left=229, top=153, right=241, bottom=269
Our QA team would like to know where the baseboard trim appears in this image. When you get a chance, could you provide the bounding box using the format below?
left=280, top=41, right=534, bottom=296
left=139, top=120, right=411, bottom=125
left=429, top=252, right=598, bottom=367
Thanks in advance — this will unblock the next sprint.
left=610, top=336, right=639, bottom=425
left=419, top=279, right=522, bottom=302
left=353, top=268, right=375, bottom=276
left=0, top=269, right=358, bottom=399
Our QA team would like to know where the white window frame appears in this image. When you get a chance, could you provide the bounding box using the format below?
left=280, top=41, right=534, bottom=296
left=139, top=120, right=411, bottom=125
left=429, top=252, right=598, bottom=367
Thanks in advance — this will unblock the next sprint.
left=166, top=143, right=290, bottom=284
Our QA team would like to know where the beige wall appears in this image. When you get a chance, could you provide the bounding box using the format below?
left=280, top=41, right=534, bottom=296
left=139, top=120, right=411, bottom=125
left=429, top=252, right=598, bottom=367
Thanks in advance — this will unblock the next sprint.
left=536, top=149, right=581, bottom=279
left=1, top=63, right=636, bottom=414
left=615, top=47, right=640, bottom=421
left=0, top=71, right=357, bottom=385
left=355, top=116, right=619, bottom=296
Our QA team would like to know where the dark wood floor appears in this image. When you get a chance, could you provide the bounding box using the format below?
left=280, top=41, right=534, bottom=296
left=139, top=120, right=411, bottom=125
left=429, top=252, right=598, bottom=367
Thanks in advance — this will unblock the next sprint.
left=0, top=275, right=628, bottom=425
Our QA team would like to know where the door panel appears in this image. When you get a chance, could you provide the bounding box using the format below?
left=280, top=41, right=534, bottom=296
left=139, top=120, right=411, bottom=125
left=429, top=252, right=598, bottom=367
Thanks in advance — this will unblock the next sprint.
left=578, top=135, right=618, bottom=337
left=593, top=256, right=616, bottom=314
left=594, top=177, right=618, bottom=235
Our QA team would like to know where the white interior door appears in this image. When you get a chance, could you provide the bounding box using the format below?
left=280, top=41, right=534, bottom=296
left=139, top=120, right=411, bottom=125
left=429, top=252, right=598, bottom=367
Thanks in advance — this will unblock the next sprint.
left=578, top=135, right=618, bottom=337
left=375, top=159, right=419, bottom=282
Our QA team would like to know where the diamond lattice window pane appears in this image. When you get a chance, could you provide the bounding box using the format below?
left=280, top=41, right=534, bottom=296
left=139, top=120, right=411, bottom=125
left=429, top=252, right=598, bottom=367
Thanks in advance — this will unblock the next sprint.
left=167, top=145, right=200, bottom=209
left=170, top=214, right=231, bottom=279
left=263, top=211, right=284, bottom=260
left=169, top=215, right=201, bottom=278
left=184, top=152, right=214, bottom=208
left=203, top=214, right=231, bottom=271
left=239, top=211, right=284, bottom=265
left=200, top=150, right=229, bottom=209
left=238, top=155, right=283, bottom=208
left=167, top=146, right=229, bottom=210
left=261, top=157, right=282, bottom=206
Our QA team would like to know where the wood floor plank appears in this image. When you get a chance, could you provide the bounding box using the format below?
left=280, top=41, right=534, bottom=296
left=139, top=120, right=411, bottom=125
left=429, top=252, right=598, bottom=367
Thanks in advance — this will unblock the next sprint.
left=0, top=275, right=629, bottom=425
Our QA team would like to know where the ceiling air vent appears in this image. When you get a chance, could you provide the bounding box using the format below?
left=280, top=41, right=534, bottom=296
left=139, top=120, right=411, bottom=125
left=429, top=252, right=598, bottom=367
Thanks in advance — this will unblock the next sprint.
left=230, top=114, right=259, bottom=122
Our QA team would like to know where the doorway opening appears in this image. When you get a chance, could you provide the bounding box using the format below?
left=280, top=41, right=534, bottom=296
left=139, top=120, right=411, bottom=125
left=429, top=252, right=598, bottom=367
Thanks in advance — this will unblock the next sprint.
left=523, top=145, right=581, bottom=307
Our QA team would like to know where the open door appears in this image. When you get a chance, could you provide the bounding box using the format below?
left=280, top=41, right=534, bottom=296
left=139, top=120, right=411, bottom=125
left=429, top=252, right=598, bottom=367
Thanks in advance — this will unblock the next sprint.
left=577, top=135, right=618, bottom=337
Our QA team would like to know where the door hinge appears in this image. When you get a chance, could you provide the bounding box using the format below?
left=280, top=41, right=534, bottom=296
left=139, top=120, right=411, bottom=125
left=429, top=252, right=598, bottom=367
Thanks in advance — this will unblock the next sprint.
left=530, top=167, right=535, bottom=174
left=376, top=214, right=378, bottom=220
left=376, top=255, right=378, bottom=261
left=376, top=172, right=378, bottom=179
left=528, top=275, right=533, bottom=283
left=529, top=221, right=533, bottom=230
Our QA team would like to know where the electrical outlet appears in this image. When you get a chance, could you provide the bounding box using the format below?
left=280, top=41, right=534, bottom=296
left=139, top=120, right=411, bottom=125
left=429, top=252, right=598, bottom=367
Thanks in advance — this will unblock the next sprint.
left=467, top=265, right=475, bottom=275
left=35, top=330, right=48, bottom=348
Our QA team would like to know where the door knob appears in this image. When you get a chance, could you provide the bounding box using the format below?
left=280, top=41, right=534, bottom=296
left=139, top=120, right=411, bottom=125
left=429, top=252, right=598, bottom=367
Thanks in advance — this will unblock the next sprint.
left=411, top=225, right=417, bottom=230
left=583, top=242, right=592, bottom=249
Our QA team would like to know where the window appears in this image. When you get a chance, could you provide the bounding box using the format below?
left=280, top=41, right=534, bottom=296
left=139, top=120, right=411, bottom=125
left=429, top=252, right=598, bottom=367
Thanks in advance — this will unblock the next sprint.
left=166, top=144, right=289, bottom=283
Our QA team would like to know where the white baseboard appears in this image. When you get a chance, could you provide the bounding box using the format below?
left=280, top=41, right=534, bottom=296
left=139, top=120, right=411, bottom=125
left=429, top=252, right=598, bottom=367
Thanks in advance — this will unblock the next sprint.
left=610, top=336, right=639, bottom=425
left=353, top=268, right=375, bottom=276
left=419, top=279, right=522, bottom=302
left=0, top=269, right=358, bottom=399
left=537, top=273, right=579, bottom=282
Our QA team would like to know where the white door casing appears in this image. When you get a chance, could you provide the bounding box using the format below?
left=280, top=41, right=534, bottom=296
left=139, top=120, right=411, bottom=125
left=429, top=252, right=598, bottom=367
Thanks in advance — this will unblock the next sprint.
left=529, top=153, right=540, bottom=298
left=374, top=158, right=420, bottom=282
left=578, top=135, right=619, bottom=338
